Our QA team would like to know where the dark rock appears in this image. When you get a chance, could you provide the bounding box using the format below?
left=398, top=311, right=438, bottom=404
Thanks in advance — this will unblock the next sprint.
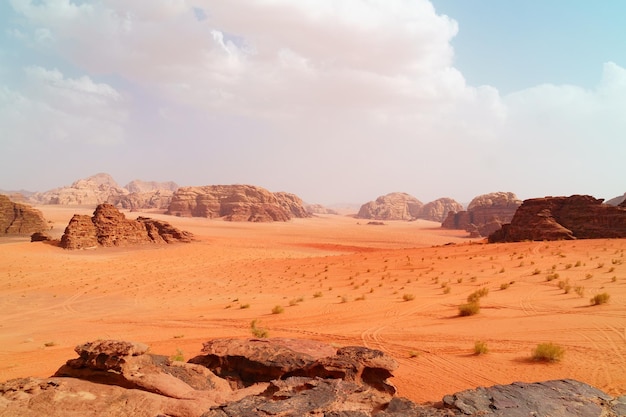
left=30, top=231, right=52, bottom=242
left=489, top=195, right=626, bottom=242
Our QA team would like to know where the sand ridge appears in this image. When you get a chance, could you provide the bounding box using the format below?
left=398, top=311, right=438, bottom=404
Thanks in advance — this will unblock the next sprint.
left=0, top=205, right=624, bottom=403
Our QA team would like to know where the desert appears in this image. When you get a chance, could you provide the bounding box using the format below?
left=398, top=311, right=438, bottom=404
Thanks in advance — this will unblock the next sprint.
left=1, top=203, right=625, bottom=410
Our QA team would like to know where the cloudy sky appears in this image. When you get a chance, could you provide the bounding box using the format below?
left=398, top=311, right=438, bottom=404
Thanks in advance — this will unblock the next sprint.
left=1, top=1, right=625, bottom=205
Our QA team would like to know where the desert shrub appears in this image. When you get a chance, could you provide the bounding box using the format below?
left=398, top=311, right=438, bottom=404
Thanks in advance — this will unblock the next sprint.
left=546, top=273, right=559, bottom=282
left=590, top=293, right=610, bottom=306
left=250, top=320, right=269, bottom=338
left=443, top=286, right=451, bottom=294
left=458, top=301, right=480, bottom=316
left=565, top=263, right=573, bottom=269
left=611, top=276, right=617, bottom=282
left=408, top=350, right=420, bottom=358
left=575, top=260, right=582, bottom=267
left=467, top=287, right=489, bottom=303
left=170, top=348, right=184, bottom=362
left=474, top=340, right=488, bottom=355
left=531, top=342, right=565, bottom=362
left=313, top=291, right=323, bottom=298
left=500, top=283, right=510, bottom=290
left=574, top=286, right=585, bottom=297
left=240, top=303, right=250, bottom=309
left=585, top=273, right=593, bottom=279
left=355, top=295, right=366, bottom=301
left=403, top=293, right=415, bottom=301
left=271, top=305, right=284, bottom=314
left=532, top=268, right=541, bottom=275
left=557, top=278, right=569, bottom=290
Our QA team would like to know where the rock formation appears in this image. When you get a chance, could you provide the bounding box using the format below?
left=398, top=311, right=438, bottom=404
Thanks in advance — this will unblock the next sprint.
left=59, top=204, right=193, bottom=249
left=166, top=185, right=310, bottom=222
left=30, top=173, right=179, bottom=210
left=357, top=192, right=424, bottom=220
left=606, top=192, right=626, bottom=206
left=1, top=338, right=624, bottom=417
left=0, top=194, right=48, bottom=235
left=489, top=195, right=626, bottom=242
left=442, top=192, right=521, bottom=237
left=420, top=198, right=464, bottom=222
left=305, top=204, right=340, bottom=215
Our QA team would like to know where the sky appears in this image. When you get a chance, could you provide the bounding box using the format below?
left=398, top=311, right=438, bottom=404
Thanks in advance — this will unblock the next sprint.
left=1, top=0, right=625, bottom=206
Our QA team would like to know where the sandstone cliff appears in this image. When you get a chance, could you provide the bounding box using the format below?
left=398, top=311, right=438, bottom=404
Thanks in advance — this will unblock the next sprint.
left=30, top=173, right=179, bottom=210
left=166, top=185, right=310, bottom=222
left=0, top=194, right=48, bottom=235
left=420, top=197, right=464, bottom=222
left=357, top=192, right=424, bottom=220
left=442, top=192, right=521, bottom=237
left=489, top=194, right=626, bottom=242
left=1, top=338, right=624, bottom=417
left=59, top=204, right=192, bottom=249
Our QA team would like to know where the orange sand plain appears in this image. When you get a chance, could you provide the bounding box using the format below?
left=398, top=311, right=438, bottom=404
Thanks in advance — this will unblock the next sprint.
left=1, top=205, right=625, bottom=403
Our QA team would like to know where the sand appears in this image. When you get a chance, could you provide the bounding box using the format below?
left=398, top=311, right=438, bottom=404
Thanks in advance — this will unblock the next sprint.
left=1, top=205, right=625, bottom=403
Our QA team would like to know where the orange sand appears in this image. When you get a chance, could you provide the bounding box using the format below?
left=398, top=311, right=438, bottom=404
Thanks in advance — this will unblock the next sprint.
left=1, top=205, right=625, bottom=403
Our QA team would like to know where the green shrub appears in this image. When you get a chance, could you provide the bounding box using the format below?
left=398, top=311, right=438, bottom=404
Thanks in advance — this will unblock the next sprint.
left=458, top=301, right=480, bottom=316
left=531, top=342, right=565, bottom=362
left=590, top=293, right=610, bottom=305
left=170, top=348, right=184, bottom=362
left=474, top=340, right=488, bottom=355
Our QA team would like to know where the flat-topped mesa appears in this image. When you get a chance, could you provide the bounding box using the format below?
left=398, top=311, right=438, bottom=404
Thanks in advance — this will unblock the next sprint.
left=59, top=203, right=193, bottom=249
left=165, top=185, right=311, bottom=222
left=489, top=194, right=626, bottom=242
left=442, top=191, right=522, bottom=237
left=0, top=194, right=49, bottom=235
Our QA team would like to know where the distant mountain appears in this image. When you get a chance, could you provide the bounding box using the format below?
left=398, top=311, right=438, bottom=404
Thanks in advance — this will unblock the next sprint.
left=356, top=193, right=463, bottom=222
left=605, top=192, right=626, bottom=206
left=29, top=173, right=178, bottom=210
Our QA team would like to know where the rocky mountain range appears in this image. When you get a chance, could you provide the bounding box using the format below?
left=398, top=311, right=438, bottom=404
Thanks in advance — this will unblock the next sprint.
left=59, top=204, right=193, bottom=249
left=28, top=173, right=178, bottom=210
left=1, top=337, right=623, bottom=417
left=0, top=194, right=49, bottom=235
left=356, top=193, right=463, bottom=222
left=489, top=194, right=626, bottom=242
left=442, top=192, right=522, bottom=237
left=166, top=185, right=311, bottom=222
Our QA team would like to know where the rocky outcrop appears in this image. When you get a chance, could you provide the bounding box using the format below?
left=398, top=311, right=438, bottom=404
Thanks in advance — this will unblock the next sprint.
left=305, top=204, right=339, bottom=215
left=1, top=338, right=624, bottom=417
left=357, top=193, right=424, bottom=220
left=0, top=194, right=49, bottom=235
left=30, top=173, right=179, bottom=210
left=166, top=185, right=310, bottom=222
left=59, top=204, right=193, bottom=249
left=489, top=195, right=626, bottom=242
left=420, top=198, right=464, bottom=222
left=442, top=192, right=521, bottom=237
left=124, top=180, right=178, bottom=194
left=606, top=192, right=626, bottom=206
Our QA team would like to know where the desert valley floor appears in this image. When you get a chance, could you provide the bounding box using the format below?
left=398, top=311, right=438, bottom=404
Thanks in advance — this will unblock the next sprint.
left=1, top=206, right=625, bottom=403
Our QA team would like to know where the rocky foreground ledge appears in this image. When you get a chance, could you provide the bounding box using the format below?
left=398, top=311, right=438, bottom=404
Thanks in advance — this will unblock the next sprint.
left=1, top=339, right=624, bottom=417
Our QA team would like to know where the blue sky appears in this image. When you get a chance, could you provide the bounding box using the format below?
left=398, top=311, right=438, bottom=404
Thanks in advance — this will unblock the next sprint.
left=1, top=1, right=625, bottom=205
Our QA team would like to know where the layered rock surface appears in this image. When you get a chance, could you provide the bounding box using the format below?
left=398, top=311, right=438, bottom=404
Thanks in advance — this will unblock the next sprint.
left=357, top=193, right=463, bottom=222
left=30, top=173, right=178, bottom=210
left=166, top=185, right=310, bottom=222
left=442, top=192, right=521, bottom=237
left=0, top=194, right=48, bottom=235
left=489, top=195, right=626, bottom=242
left=1, top=338, right=624, bottom=417
left=59, top=203, right=193, bottom=249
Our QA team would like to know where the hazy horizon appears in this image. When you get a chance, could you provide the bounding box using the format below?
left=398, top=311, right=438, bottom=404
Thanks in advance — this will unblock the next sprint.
left=1, top=1, right=625, bottom=205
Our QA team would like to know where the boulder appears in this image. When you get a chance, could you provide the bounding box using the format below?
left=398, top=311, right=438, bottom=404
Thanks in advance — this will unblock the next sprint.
left=59, top=204, right=193, bottom=249
left=30, top=231, right=52, bottom=242
left=166, top=185, right=310, bottom=222
left=356, top=193, right=423, bottom=220
left=0, top=194, right=49, bottom=235
left=442, top=192, right=521, bottom=237
left=489, top=195, right=626, bottom=242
